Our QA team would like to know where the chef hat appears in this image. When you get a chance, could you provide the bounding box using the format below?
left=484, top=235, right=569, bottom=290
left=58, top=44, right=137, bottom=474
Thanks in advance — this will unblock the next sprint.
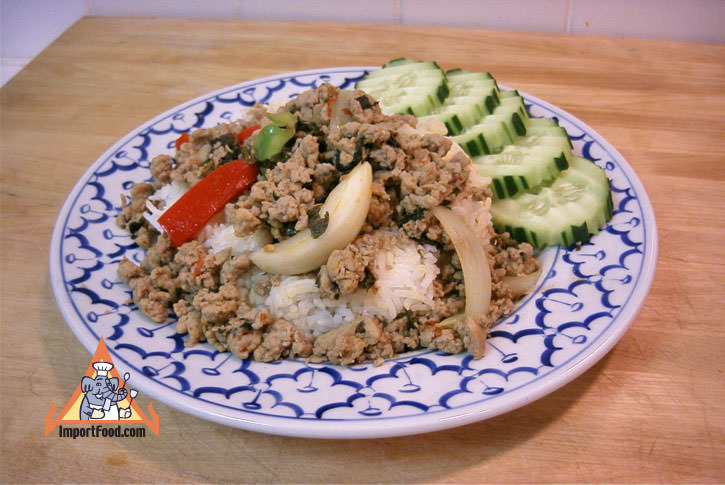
left=93, top=362, right=114, bottom=377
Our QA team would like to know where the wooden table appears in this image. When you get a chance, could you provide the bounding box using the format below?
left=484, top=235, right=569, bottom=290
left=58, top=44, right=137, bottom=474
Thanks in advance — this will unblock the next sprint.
left=1, top=17, right=723, bottom=484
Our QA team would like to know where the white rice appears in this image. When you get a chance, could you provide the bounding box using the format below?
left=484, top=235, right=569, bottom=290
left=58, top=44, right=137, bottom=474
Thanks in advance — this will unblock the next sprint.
left=349, top=239, right=439, bottom=321
left=143, top=180, right=189, bottom=232
left=202, top=224, right=272, bottom=254
left=264, top=276, right=358, bottom=335
left=263, top=235, right=440, bottom=336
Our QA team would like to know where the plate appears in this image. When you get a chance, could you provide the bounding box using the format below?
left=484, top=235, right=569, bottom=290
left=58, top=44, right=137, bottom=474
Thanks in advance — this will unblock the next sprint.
left=49, top=67, right=657, bottom=439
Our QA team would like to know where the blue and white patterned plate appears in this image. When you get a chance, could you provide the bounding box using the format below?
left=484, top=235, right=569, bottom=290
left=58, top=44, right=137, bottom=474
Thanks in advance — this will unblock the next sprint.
left=49, top=67, right=657, bottom=439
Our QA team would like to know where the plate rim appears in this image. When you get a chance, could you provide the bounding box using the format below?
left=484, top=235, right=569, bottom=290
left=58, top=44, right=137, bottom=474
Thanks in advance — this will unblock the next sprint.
left=49, top=66, right=658, bottom=439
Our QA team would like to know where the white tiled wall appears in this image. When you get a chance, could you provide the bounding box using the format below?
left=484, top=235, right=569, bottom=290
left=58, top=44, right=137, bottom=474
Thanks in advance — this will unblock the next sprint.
left=568, top=0, right=725, bottom=43
left=236, top=0, right=401, bottom=24
left=1, top=0, right=87, bottom=84
left=2, top=0, right=724, bottom=86
left=400, top=0, right=571, bottom=32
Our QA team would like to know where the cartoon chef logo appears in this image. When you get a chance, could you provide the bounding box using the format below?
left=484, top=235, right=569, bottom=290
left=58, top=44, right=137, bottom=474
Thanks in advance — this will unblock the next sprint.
left=80, top=362, right=134, bottom=420
left=45, top=338, right=159, bottom=435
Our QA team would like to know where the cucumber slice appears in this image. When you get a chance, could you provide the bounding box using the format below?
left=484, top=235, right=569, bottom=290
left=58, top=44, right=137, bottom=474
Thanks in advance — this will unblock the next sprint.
left=523, top=117, right=571, bottom=138
left=525, top=125, right=570, bottom=138
left=383, top=57, right=417, bottom=68
left=525, top=117, right=560, bottom=128
left=384, top=90, right=445, bottom=117
left=514, top=117, right=572, bottom=151
left=364, top=59, right=441, bottom=79
left=452, top=120, right=514, bottom=157
left=451, top=94, right=529, bottom=156
left=419, top=103, right=485, bottom=135
left=484, top=91, right=529, bottom=136
left=475, top=121, right=575, bottom=199
left=490, top=156, right=613, bottom=248
left=446, top=68, right=493, bottom=79
left=360, top=70, right=444, bottom=87
left=514, top=134, right=572, bottom=151
left=474, top=144, right=572, bottom=199
left=418, top=70, right=501, bottom=134
left=498, top=89, right=522, bottom=99
left=446, top=70, right=500, bottom=114
left=356, top=60, right=449, bottom=116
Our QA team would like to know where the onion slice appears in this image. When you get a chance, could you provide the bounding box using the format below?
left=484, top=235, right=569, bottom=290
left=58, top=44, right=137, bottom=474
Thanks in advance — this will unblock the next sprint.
left=502, top=266, right=542, bottom=297
left=432, top=206, right=492, bottom=318
left=432, top=206, right=492, bottom=359
left=249, top=161, right=372, bottom=275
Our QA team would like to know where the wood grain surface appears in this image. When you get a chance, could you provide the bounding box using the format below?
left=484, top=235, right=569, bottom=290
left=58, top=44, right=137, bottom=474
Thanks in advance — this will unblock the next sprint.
left=1, top=17, right=723, bottom=484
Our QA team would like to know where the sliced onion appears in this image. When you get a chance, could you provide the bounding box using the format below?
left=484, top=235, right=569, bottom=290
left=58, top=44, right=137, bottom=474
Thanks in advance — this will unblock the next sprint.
left=249, top=161, right=372, bottom=275
left=502, top=266, right=542, bottom=297
left=431, top=206, right=491, bottom=318
left=436, top=313, right=464, bottom=329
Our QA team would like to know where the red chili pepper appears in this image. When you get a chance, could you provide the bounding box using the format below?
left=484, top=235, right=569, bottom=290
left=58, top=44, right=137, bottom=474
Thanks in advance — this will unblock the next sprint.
left=158, top=160, right=259, bottom=247
left=236, top=124, right=260, bottom=144
left=192, top=255, right=204, bottom=277
left=326, top=97, right=336, bottom=117
left=175, top=132, right=190, bottom=150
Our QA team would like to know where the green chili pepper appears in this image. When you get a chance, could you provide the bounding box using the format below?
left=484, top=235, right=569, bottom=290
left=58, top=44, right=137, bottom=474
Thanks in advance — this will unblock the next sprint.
left=253, top=111, right=297, bottom=161
left=266, top=111, right=296, bottom=127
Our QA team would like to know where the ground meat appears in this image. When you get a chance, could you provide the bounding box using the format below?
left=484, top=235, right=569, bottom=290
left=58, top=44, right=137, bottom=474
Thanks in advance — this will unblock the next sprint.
left=491, top=234, right=538, bottom=277
left=311, top=322, right=367, bottom=365
left=141, top=234, right=174, bottom=272
left=487, top=279, right=517, bottom=322
left=423, top=326, right=465, bottom=355
left=118, top=256, right=145, bottom=282
left=149, top=266, right=178, bottom=294
left=368, top=144, right=405, bottom=170
left=311, top=162, right=338, bottom=200
left=396, top=142, right=469, bottom=214
left=317, top=231, right=399, bottom=296
left=149, top=154, right=173, bottom=186
left=252, top=319, right=313, bottom=362
left=116, top=82, right=542, bottom=366
left=385, top=316, right=420, bottom=353
left=116, top=182, right=154, bottom=248
left=174, top=241, right=219, bottom=293
left=174, top=302, right=203, bottom=345
left=232, top=136, right=318, bottom=239
left=225, top=327, right=263, bottom=360
left=285, top=83, right=336, bottom=127
left=306, top=312, right=467, bottom=366
left=170, top=117, right=263, bottom=187
left=358, top=316, right=396, bottom=365
left=321, top=249, right=366, bottom=295
left=365, top=179, right=393, bottom=229
left=226, top=197, right=262, bottom=238
left=208, top=302, right=270, bottom=356
left=117, top=257, right=173, bottom=323
left=220, top=254, right=252, bottom=284
left=193, top=282, right=239, bottom=325
left=249, top=272, right=281, bottom=298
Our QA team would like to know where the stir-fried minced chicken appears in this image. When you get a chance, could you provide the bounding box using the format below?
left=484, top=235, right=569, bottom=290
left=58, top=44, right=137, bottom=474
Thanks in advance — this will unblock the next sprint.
left=116, top=83, right=539, bottom=365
